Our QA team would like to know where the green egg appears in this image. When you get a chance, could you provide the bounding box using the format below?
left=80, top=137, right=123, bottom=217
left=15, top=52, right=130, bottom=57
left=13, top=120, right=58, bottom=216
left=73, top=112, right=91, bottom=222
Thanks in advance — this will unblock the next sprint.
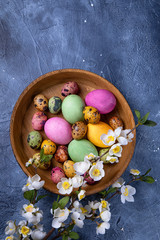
left=62, top=95, right=85, bottom=124
left=48, top=96, right=62, bottom=114
left=68, top=139, right=98, bottom=162
left=27, top=131, right=42, bottom=149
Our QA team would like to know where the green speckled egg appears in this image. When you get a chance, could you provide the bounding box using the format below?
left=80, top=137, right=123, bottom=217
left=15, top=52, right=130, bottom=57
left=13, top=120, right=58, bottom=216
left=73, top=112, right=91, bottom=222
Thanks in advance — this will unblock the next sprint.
left=33, top=153, right=51, bottom=169
left=48, top=96, right=62, bottom=114
left=62, top=95, right=85, bottom=124
left=27, top=131, right=42, bottom=149
left=68, top=139, right=98, bottom=162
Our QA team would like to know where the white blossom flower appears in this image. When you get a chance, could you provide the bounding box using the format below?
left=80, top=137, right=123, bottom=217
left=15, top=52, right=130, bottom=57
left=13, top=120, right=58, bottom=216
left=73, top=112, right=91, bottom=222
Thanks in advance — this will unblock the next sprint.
left=99, top=199, right=110, bottom=212
left=121, top=185, right=136, bottom=204
left=130, top=169, right=141, bottom=176
left=72, top=201, right=92, bottom=219
left=106, top=156, right=119, bottom=164
left=57, top=178, right=73, bottom=194
left=19, top=225, right=32, bottom=238
left=100, top=127, right=122, bottom=146
left=84, top=153, right=96, bottom=161
left=21, top=204, right=43, bottom=225
left=109, top=143, right=122, bottom=157
left=117, top=129, right=134, bottom=145
left=100, top=210, right=111, bottom=222
left=71, top=212, right=84, bottom=228
left=22, top=174, right=45, bottom=192
left=52, top=208, right=69, bottom=229
left=5, top=220, right=16, bottom=235
left=89, top=161, right=105, bottom=181
left=5, top=236, right=18, bottom=240
left=112, top=177, right=125, bottom=188
left=26, top=158, right=34, bottom=167
left=88, top=201, right=100, bottom=210
left=78, top=190, right=86, bottom=201
left=31, top=229, right=46, bottom=240
left=74, top=159, right=91, bottom=175
left=18, top=220, right=27, bottom=226
left=72, top=175, right=84, bottom=188
left=96, top=222, right=110, bottom=235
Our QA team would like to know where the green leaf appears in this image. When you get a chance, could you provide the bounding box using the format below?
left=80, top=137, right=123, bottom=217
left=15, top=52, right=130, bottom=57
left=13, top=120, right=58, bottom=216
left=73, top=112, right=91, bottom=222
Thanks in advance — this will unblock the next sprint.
left=62, top=234, right=68, bottom=240
left=69, top=231, right=79, bottom=239
left=98, top=190, right=107, bottom=197
left=143, top=120, right=157, bottom=127
left=75, top=190, right=80, bottom=195
left=141, top=176, right=155, bottom=183
left=52, top=201, right=59, bottom=212
left=67, top=224, right=74, bottom=232
left=134, top=109, right=141, bottom=120
left=106, top=187, right=117, bottom=195
left=35, top=194, right=48, bottom=203
left=41, top=154, right=53, bottom=163
left=143, top=168, right=151, bottom=176
left=40, top=148, right=44, bottom=159
left=57, top=195, right=60, bottom=202
left=140, top=112, right=150, bottom=124
left=23, top=190, right=36, bottom=203
left=58, top=196, right=70, bottom=209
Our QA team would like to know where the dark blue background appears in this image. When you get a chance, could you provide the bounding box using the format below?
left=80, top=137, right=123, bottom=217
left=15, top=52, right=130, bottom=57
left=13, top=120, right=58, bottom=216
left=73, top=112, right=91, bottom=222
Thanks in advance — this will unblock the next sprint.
left=0, top=0, right=160, bottom=239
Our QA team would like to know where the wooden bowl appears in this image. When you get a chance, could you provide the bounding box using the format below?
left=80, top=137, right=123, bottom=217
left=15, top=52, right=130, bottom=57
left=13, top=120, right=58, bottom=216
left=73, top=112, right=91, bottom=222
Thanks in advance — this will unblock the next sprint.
left=10, top=69, right=136, bottom=196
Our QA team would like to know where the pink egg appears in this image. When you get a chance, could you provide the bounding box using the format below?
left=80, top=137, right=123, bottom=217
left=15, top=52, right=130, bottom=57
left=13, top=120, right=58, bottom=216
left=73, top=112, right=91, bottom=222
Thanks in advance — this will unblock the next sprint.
left=32, top=111, right=47, bottom=130
left=85, top=89, right=116, bottom=114
left=44, top=117, right=72, bottom=145
left=51, top=167, right=65, bottom=184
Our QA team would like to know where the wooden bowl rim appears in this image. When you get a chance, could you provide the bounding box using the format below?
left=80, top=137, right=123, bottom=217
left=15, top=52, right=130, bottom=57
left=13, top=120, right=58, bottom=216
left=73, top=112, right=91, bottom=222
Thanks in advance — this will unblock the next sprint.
left=10, top=68, right=136, bottom=195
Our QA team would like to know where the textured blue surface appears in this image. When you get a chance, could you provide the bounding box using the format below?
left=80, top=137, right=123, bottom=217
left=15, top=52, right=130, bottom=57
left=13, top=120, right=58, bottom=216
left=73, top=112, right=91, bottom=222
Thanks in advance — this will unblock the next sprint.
left=0, top=0, right=160, bottom=239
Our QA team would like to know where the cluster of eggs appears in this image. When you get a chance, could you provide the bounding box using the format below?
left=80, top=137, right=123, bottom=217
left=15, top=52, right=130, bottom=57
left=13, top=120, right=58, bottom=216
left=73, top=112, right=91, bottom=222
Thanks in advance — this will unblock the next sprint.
left=27, top=81, right=123, bottom=185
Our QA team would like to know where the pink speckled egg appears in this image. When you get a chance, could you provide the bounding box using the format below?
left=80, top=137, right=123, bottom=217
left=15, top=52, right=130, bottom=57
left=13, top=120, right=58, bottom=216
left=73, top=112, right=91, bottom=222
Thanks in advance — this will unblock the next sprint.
left=44, top=117, right=72, bottom=145
left=51, top=167, right=65, bottom=184
left=32, top=111, right=47, bottom=130
left=61, top=81, right=79, bottom=97
left=85, top=89, right=116, bottom=114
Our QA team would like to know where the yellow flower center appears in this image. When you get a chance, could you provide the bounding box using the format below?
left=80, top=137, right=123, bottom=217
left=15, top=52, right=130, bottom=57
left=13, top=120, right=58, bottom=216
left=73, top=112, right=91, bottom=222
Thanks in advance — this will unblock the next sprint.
left=59, top=211, right=65, bottom=217
left=25, top=183, right=30, bottom=186
left=131, top=169, right=140, bottom=175
left=80, top=207, right=87, bottom=214
left=101, top=200, right=107, bottom=208
left=88, top=154, right=94, bottom=158
left=6, top=237, right=13, bottom=240
left=92, top=168, right=100, bottom=177
left=21, top=226, right=30, bottom=235
left=25, top=205, right=34, bottom=212
left=79, top=194, right=84, bottom=200
left=106, top=136, right=114, bottom=143
left=123, top=187, right=129, bottom=196
left=113, top=146, right=120, bottom=154
left=110, top=158, right=117, bottom=163
left=62, top=182, right=70, bottom=190
left=92, top=162, right=96, bottom=166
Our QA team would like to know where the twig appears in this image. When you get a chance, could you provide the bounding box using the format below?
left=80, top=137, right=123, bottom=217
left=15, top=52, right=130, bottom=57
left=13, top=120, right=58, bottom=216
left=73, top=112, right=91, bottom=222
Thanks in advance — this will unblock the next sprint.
left=43, top=228, right=55, bottom=240
left=127, top=123, right=139, bottom=136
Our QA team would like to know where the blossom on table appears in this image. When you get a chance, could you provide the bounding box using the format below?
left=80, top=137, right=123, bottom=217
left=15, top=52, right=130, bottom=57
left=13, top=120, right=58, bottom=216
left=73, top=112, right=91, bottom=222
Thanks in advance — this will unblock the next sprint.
left=57, top=178, right=73, bottom=194
left=78, top=190, right=86, bottom=201
left=117, top=129, right=134, bottom=145
left=109, top=143, right=122, bottom=157
left=74, top=159, right=91, bottom=175
left=89, top=161, right=105, bottom=181
left=88, top=201, right=100, bottom=210
left=22, top=174, right=45, bottom=192
left=5, top=236, right=17, bottom=240
left=100, top=210, right=111, bottom=222
left=25, top=158, right=34, bottom=167
left=96, top=222, right=110, bottom=235
left=31, top=229, right=46, bottom=240
left=19, top=224, right=32, bottom=238
left=71, top=175, right=84, bottom=188
left=5, top=220, right=16, bottom=235
left=99, top=199, right=110, bottom=212
left=51, top=207, right=69, bottom=228
left=21, top=204, right=43, bottom=225
left=112, top=177, right=125, bottom=188
left=130, top=169, right=141, bottom=176
left=71, top=212, right=84, bottom=228
left=105, top=156, right=119, bottom=164
left=121, top=185, right=136, bottom=204
left=100, top=127, right=122, bottom=146
left=72, top=201, right=92, bottom=219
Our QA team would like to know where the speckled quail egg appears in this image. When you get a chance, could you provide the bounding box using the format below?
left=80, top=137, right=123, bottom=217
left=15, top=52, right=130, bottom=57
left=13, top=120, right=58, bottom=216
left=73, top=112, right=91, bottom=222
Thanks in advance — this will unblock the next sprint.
left=72, top=121, right=87, bottom=140
left=63, top=160, right=76, bottom=178
left=32, top=153, right=51, bottom=170
left=41, top=139, right=56, bottom=155
left=48, top=96, right=62, bottom=114
left=34, top=94, right=48, bottom=111
left=27, top=131, right=42, bottom=149
left=108, top=116, right=123, bottom=130
left=83, top=106, right=100, bottom=124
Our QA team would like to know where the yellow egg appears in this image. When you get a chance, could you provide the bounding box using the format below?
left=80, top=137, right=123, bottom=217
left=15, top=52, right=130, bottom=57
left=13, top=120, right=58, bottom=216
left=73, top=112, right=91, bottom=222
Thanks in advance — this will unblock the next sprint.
left=87, top=121, right=113, bottom=148
left=63, top=160, right=76, bottom=178
left=41, top=139, right=56, bottom=155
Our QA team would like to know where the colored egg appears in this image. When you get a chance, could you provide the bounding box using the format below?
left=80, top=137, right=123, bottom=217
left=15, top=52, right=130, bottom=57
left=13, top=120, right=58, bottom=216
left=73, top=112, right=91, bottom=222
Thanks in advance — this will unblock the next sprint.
left=87, top=121, right=113, bottom=148
left=41, top=139, right=56, bottom=155
left=68, top=139, right=98, bottom=162
left=61, top=81, right=79, bottom=97
left=99, top=149, right=110, bottom=163
left=27, top=131, right=42, bottom=149
left=32, top=111, right=47, bottom=131
left=83, top=106, right=100, bottom=124
left=62, top=95, right=85, bottom=124
left=48, top=96, right=62, bottom=114
left=109, top=116, right=123, bottom=130
left=85, top=89, right=116, bottom=114
left=54, top=146, right=68, bottom=163
left=51, top=167, right=65, bottom=184
left=32, top=153, right=51, bottom=169
left=34, top=94, right=48, bottom=111
left=63, top=160, right=76, bottom=178
left=44, top=117, right=72, bottom=145
left=72, top=121, right=87, bottom=140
